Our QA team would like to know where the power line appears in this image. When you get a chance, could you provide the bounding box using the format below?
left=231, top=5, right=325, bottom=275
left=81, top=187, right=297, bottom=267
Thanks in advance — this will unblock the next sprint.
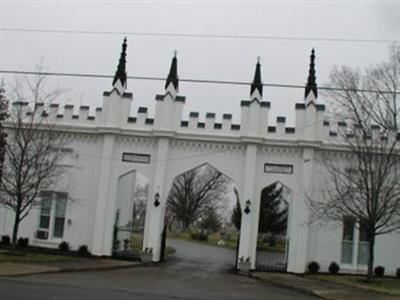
left=1, top=27, right=399, bottom=44
left=1, top=69, right=399, bottom=95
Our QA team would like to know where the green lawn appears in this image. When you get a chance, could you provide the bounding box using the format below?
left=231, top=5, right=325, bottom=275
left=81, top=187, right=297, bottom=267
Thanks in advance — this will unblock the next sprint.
left=311, top=274, right=400, bottom=296
left=128, top=235, right=176, bottom=256
left=0, top=250, right=81, bottom=263
left=169, top=231, right=287, bottom=253
left=168, top=231, right=239, bottom=249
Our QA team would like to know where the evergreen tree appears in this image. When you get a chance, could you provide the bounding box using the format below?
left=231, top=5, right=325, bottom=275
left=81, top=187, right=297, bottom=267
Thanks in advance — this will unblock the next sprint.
left=258, top=183, right=288, bottom=236
left=200, top=209, right=222, bottom=233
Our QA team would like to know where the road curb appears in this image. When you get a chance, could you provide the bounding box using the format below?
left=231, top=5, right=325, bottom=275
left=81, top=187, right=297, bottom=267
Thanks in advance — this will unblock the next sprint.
left=241, top=272, right=399, bottom=300
left=239, top=272, right=327, bottom=299
left=0, top=262, right=144, bottom=277
left=53, top=262, right=144, bottom=274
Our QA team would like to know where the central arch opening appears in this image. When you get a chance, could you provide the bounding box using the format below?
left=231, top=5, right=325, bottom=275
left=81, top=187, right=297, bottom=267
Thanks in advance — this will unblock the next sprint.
left=162, top=163, right=241, bottom=271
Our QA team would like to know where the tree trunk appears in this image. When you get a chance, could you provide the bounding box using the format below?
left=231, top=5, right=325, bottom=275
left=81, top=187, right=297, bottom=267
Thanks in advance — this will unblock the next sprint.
left=182, top=223, right=189, bottom=233
left=367, top=232, right=375, bottom=282
left=11, top=214, right=20, bottom=250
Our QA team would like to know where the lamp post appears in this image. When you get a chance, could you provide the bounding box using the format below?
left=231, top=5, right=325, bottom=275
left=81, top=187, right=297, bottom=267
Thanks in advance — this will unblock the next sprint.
left=154, top=192, right=160, bottom=207
left=244, top=199, right=251, bottom=214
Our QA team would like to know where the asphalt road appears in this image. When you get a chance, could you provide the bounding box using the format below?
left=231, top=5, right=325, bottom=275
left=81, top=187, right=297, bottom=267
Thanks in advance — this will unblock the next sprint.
left=166, top=238, right=237, bottom=271
left=0, top=239, right=318, bottom=300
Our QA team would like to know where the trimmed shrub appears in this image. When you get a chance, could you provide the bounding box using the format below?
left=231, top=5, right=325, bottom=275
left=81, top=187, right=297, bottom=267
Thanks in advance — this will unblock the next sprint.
left=58, top=241, right=70, bottom=252
left=77, top=245, right=90, bottom=256
left=190, top=230, right=208, bottom=241
left=196, top=232, right=208, bottom=241
left=307, top=261, right=320, bottom=274
left=123, top=239, right=130, bottom=251
left=328, top=262, right=340, bottom=274
left=1, top=235, right=11, bottom=245
left=17, top=237, right=29, bottom=248
left=374, top=266, right=385, bottom=277
left=396, top=268, right=400, bottom=278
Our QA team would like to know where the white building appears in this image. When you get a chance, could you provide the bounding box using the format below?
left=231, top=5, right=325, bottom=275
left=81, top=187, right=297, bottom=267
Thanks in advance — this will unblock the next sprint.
left=1, top=39, right=399, bottom=276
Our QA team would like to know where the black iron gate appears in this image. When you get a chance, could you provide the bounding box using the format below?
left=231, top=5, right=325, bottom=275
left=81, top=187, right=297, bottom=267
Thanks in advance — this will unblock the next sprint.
left=256, top=182, right=290, bottom=272
left=255, top=235, right=289, bottom=272
left=112, top=210, right=144, bottom=261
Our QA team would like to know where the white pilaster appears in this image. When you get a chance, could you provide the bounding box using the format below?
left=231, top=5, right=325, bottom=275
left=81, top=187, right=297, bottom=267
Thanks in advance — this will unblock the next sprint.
left=287, top=147, right=313, bottom=273
left=352, top=224, right=360, bottom=268
left=154, top=91, right=184, bottom=132
left=91, top=134, right=115, bottom=255
left=302, top=93, right=319, bottom=141
left=143, top=137, right=169, bottom=261
left=238, top=143, right=258, bottom=269
left=240, top=100, right=270, bottom=137
left=101, top=90, right=132, bottom=128
left=102, top=172, right=121, bottom=256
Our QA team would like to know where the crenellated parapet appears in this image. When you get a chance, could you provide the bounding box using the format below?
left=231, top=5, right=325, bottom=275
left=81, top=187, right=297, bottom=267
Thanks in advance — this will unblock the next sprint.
left=12, top=96, right=381, bottom=146
left=11, top=102, right=104, bottom=125
left=10, top=42, right=369, bottom=147
left=9, top=94, right=339, bottom=143
left=179, top=111, right=240, bottom=133
left=11, top=97, right=331, bottom=142
left=319, top=120, right=389, bottom=144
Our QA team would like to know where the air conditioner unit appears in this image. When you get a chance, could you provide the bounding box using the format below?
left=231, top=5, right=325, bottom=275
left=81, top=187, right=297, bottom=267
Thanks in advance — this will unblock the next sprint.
left=36, top=230, right=48, bottom=240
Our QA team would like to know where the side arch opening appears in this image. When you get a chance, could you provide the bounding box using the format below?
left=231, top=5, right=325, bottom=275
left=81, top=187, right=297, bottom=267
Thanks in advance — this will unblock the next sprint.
left=256, top=181, right=291, bottom=272
left=112, top=169, right=149, bottom=260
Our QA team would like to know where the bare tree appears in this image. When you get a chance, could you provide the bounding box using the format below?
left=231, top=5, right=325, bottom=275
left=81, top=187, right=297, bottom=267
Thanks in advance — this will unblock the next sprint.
left=0, top=80, right=8, bottom=183
left=231, top=188, right=242, bottom=231
left=0, top=71, right=68, bottom=248
left=310, top=45, right=400, bottom=281
left=131, top=183, right=148, bottom=232
left=364, top=44, right=400, bottom=130
left=327, top=44, right=400, bottom=130
left=166, top=164, right=229, bottom=231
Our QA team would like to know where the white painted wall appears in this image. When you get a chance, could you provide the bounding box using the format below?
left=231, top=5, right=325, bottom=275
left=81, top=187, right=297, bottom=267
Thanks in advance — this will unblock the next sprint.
left=0, top=134, right=103, bottom=252
left=1, top=80, right=399, bottom=276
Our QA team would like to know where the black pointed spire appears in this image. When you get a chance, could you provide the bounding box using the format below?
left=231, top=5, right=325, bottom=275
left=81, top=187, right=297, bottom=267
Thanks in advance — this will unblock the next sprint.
left=250, top=57, right=263, bottom=97
left=165, top=50, right=179, bottom=90
left=305, top=48, right=318, bottom=99
left=112, top=38, right=127, bottom=88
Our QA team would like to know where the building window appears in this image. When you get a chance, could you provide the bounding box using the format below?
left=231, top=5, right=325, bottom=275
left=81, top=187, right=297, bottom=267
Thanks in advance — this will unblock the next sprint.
left=357, top=220, right=369, bottom=265
left=341, top=217, right=369, bottom=266
left=341, top=217, right=354, bottom=264
left=37, top=192, right=67, bottom=240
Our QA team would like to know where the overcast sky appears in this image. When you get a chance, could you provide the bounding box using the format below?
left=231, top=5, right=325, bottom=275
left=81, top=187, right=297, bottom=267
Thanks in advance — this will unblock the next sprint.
left=1, top=1, right=400, bottom=124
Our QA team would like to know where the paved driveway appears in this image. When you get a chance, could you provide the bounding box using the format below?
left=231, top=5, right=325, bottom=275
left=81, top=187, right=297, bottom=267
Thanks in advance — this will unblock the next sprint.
left=166, top=238, right=237, bottom=271
left=0, top=240, right=318, bottom=300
